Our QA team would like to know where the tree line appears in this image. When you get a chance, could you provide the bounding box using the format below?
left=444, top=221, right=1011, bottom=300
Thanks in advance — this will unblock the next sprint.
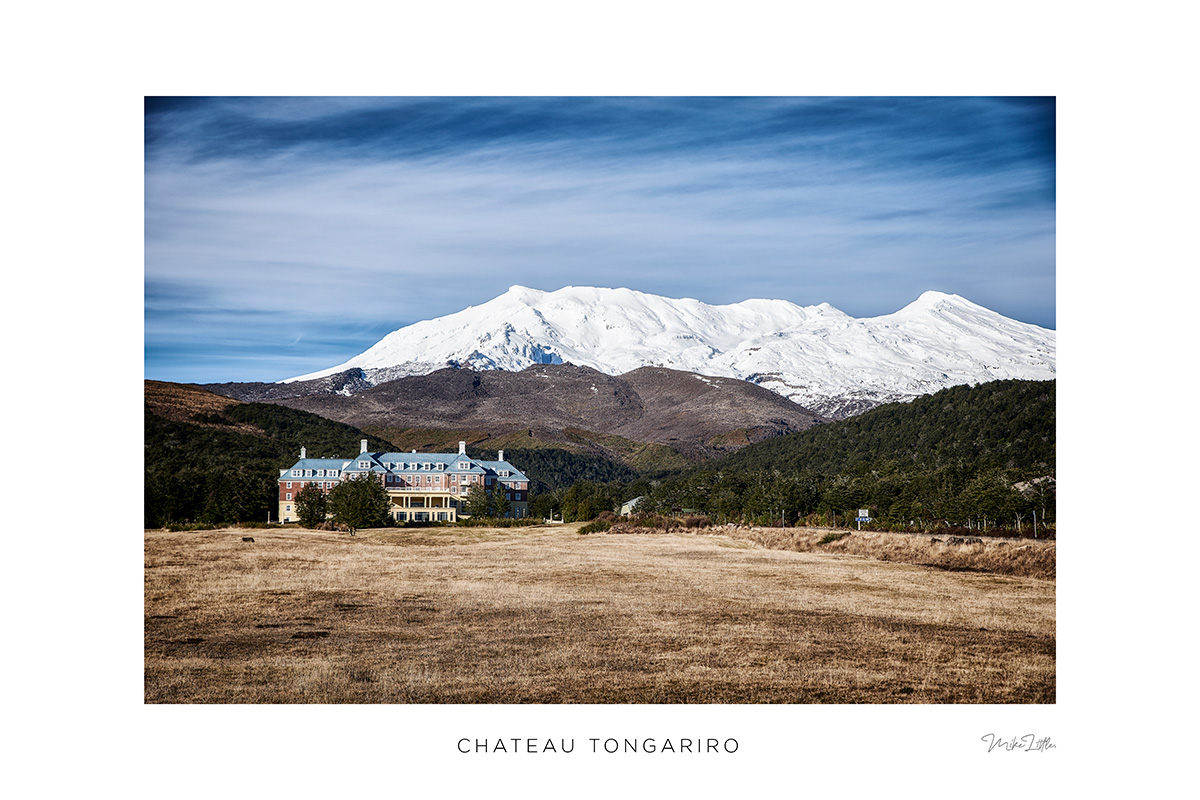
left=534, top=462, right=1054, bottom=531
left=529, top=380, right=1056, bottom=531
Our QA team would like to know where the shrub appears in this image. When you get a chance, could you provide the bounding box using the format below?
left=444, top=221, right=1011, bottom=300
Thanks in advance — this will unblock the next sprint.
left=627, top=513, right=675, bottom=530
left=578, top=519, right=613, bottom=535
left=456, top=517, right=543, bottom=528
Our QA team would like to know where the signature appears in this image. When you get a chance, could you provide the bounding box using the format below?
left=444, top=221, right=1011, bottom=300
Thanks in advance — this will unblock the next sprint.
left=981, top=734, right=1056, bottom=752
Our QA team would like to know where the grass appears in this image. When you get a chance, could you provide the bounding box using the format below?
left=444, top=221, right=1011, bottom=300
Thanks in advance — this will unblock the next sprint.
left=145, top=523, right=1054, bottom=703
left=713, top=526, right=1057, bottom=580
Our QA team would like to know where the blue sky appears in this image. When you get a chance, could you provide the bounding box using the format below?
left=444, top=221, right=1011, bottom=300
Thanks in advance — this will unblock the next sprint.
left=145, top=96, right=1055, bottom=383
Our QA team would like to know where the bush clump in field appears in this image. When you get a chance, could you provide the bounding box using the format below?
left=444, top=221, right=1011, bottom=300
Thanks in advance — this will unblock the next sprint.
left=626, top=513, right=672, bottom=530
left=818, top=532, right=850, bottom=545
left=459, top=517, right=544, bottom=528
left=578, top=519, right=613, bottom=534
left=585, top=513, right=715, bottom=535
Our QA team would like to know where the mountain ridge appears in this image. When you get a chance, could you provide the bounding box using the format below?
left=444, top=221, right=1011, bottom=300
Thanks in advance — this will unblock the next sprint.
left=282, top=286, right=1055, bottom=419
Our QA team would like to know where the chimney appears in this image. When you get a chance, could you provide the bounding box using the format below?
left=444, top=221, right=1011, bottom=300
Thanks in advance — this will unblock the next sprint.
left=300, top=446, right=306, bottom=459
left=360, top=439, right=368, bottom=454
left=498, top=450, right=504, bottom=463
left=459, top=441, right=466, bottom=455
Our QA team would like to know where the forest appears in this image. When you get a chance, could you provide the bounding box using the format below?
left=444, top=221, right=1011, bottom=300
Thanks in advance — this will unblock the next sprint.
left=541, top=380, right=1056, bottom=531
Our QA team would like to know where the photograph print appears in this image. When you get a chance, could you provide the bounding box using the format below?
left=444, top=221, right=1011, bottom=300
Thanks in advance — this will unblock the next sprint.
left=144, top=96, right=1055, bottom=704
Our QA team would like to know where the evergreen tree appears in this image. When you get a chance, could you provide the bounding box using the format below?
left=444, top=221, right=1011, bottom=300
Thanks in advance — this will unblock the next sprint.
left=327, top=472, right=389, bottom=535
left=530, top=490, right=559, bottom=521
left=492, top=480, right=512, bottom=518
left=464, top=483, right=490, bottom=517
left=294, top=481, right=328, bottom=528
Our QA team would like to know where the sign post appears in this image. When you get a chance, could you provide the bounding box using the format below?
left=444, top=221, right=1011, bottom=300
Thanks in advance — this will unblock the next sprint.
left=856, top=509, right=871, bottom=530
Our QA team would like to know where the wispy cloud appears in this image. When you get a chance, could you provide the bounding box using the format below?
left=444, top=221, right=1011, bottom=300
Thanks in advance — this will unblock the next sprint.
left=145, top=97, right=1055, bottom=382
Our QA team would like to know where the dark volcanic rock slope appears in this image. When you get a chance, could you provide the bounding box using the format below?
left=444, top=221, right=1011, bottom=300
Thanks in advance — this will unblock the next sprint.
left=208, top=364, right=826, bottom=461
left=612, top=367, right=823, bottom=450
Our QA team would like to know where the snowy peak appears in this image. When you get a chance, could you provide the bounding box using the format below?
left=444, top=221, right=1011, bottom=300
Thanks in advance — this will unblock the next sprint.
left=885, top=290, right=1002, bottom=323
left=284, top=286, right=1055, bottom=419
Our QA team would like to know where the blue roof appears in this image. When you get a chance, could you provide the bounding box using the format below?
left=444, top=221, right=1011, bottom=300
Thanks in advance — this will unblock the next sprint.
left=478, top=460, right=530, bottom=481
left=280, top=458, right=352, bottom=476
left=282, top=450, right=527, bottom=482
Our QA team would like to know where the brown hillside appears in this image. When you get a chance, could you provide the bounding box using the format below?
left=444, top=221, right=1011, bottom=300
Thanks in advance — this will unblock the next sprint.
left=210, top=364, right=826, bottom=463
left=144, top=381, right=265, bottom=435
left=146, top=380, right=239, bottom=422
left=612, top=367, right=824, bottom=458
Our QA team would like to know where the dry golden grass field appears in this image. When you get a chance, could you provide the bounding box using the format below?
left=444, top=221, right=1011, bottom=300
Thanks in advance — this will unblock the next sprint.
left=144, top=524, right=1055, bottom=703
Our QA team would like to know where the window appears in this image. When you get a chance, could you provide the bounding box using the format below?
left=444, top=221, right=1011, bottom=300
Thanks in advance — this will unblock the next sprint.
left=286, top=482, right=293, bottom=489
left=458, top=461, right=470, bottom=470
left=358, top=460, right=370, bottom=468
left=329, top=470, right=338, bottom=478
left=317, top=469, right=325, bottom=477
left=291, top=469, right=301, bottom=477
left=286, top=505, right=292, bottom=512
left=286, top=493, right=292, bottom=500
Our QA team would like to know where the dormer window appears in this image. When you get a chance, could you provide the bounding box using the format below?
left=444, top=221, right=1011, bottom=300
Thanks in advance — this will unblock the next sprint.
left=358, top=460, right=370, bottom=469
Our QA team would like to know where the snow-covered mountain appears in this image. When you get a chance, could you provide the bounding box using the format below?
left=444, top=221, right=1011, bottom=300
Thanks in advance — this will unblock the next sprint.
left=284, top=286, right=1056, bottom=419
